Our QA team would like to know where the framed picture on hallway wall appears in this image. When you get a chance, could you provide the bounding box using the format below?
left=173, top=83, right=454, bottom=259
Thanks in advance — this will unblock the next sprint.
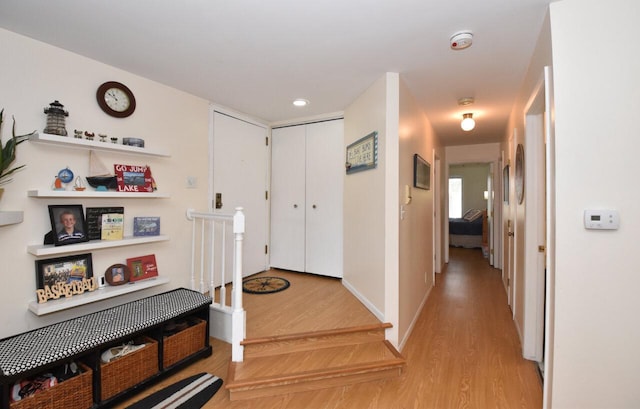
left=503, top=164, right=510, bottom=204
left=413, top=153, right=430, bottom=190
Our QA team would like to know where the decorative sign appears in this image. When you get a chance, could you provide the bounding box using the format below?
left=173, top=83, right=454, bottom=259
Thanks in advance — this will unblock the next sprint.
left=86, top=207, right=124, bottom=240
left=133, top=216, right=160, bottom=236
left=114, top=164, right=154, bottom=192
left=35, top=278, right=97, bottom=303
left=346, top=131, right=378, bottom=174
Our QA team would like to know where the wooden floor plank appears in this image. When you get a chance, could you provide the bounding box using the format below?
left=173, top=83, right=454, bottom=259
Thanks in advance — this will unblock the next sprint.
left=116, top=248, right=542, bottom=408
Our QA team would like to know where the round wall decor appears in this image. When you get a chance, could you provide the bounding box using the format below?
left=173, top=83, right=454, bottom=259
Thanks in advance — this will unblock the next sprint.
left=515, top=143, right=525, bottom=204
left=96, top=81, right=136, bottom=118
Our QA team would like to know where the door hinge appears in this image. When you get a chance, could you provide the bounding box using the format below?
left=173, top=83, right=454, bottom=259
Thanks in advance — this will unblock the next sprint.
left=507, top=278, right=510, bottom=286
left=490, top=249, right=494, bottom=255
left=265, top=190, right=269, bottom=200
left=265, top=136, right=269, bottom=146
left=265, top=245, right=268, bottom=254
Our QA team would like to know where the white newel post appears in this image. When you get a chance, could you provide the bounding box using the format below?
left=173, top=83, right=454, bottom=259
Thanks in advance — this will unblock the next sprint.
left=231, top=207, right=246, bottom=362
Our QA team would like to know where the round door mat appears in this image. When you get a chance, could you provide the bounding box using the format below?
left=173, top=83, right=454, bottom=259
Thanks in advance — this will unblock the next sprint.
left=242, top=276, right=290, bottom=294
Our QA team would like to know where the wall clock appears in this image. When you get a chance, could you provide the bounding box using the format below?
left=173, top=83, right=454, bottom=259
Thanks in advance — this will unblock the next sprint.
left=515, top=143, right=525, bottom=204
left=96, top=81, right=136, bottom=118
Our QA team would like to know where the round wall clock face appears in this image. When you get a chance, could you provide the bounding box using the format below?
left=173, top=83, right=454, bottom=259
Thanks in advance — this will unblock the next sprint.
left=515, top=143, right=525, bottom=204
left=96, top=81, right=136, bottom=118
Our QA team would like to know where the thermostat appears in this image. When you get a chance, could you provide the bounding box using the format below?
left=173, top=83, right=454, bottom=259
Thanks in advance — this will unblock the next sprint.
left=584, top=209, right=619, bottom=230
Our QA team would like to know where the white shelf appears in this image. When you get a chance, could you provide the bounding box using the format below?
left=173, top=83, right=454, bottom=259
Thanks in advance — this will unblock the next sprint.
left=29, top=132, right=170, bottom=157
left=28, top=276, right=170, bottom=316
left=28, top=235, right=170, bottom=256
left=0, top=211, right=23, bottom=226
left=27, top=189, right=170, bottom=198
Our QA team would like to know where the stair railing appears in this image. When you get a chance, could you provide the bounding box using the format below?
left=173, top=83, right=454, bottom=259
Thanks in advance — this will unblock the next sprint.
left=186, top=207, right=246, bottom=362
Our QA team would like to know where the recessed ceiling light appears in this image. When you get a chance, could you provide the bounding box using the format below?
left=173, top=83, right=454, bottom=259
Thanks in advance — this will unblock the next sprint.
left=293, top=99, right=309, bottom=107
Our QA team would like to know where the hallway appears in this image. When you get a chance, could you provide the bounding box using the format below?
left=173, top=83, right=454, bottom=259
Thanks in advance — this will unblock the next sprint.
left=119, top=247, right=542, bottom=408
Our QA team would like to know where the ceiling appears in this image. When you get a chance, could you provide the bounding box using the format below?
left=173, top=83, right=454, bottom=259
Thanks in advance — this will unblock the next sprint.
left=0, top=0, right=552, bottom=146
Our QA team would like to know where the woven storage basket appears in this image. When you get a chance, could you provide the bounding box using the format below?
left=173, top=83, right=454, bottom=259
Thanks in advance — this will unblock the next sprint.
left=100, top=336, right=158, bottom=401
left=163, top=318, right=206, bottom=368
left=10, top=362, right=93, bottom=409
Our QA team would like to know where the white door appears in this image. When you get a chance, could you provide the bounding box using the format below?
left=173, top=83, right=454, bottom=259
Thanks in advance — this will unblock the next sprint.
left=305, top=120, right=343, bottom=278
left=212, top=110, right=269, bottom=277
left=270, top=126, right=306, bottom=271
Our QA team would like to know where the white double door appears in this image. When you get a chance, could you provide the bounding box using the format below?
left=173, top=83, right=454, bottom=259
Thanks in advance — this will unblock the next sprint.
left=270, top=119, right=344, bottom=278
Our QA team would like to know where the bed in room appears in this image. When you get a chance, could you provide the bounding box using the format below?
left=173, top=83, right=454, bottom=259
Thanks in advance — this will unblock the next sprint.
left=449, top=209, right=486, bottom=249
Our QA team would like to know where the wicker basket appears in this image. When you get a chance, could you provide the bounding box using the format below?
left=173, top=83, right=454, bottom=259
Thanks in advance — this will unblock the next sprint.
left=163, top=318, right=206, bottom=368
left=9, top=362, right=93, bottom=409
left=100, top=336, right=158, bottom=401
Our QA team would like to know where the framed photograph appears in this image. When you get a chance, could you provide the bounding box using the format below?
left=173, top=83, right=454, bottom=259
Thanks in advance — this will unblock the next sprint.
left=114, top=164, right=154, bottom=193
left=86, top=207, right=124, bottom=240
left=413, top=154, right=430, bottom=190
left=503, top=164, right=510, bottom=203
left=35, top=253, right=93, bottom=290
left=48, top=204, right=89, bottom=246
left=127, top=254, right=158, bottom=282
left=105, top=263, right=130, bottom=286
left=346, top=131, right=378, bottom=174
left=133, top=216, right=160, bottom=236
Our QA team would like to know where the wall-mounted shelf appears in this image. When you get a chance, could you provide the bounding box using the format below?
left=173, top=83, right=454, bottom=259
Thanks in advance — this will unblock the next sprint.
left=28, top=235, right=170, bottom=257
left=28, top=276, right=170, bottom=315
left=28, top=189, right=170, bottom=198
left=29, top=132, right=170, bottom=157
left=0, top=211, right=23, bottom=226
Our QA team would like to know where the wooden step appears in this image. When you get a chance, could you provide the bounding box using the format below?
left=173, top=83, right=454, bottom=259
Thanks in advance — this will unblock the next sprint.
left=226, top=324, right=405, bottom=401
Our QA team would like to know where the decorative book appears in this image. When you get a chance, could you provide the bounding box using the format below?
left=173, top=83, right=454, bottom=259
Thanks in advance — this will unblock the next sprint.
left=101, top=213, right=124, bottom=240
left=133, top=217, right=160, bottom=236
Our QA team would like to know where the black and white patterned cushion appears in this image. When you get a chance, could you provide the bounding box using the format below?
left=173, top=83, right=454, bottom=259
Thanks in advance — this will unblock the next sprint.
left=0, top=288, right=211, bottom=377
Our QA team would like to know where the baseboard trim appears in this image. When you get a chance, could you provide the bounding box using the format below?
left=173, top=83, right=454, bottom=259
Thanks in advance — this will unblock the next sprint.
left=341, top=278, right=385, bottom=322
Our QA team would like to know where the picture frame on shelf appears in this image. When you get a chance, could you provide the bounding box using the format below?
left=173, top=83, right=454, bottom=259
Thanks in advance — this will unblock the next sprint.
left=36, top=253, right=93, bottom=290
left=48, top=204, right=89, bottom=246
left=127, top=254, right=158, bottom=282
left=133, top=217, right=160, bottom=236
left=413, top=153, right=430, bottom=190
left=105, top=263, right=130, bottom=286
left=114, top=164, right=154, bottom=193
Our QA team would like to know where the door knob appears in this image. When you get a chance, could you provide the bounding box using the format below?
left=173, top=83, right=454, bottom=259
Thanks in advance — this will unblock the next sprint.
left=508, top=232, right=514, bottom=237
left=312, top=204, right=317, bottom=209
left=293, top=204, right=298, bottom=208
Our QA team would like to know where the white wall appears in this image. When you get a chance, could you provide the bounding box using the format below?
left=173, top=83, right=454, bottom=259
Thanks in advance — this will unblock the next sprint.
left=549, top=0, right=640, bottom=407
left=397, top=77, right=436, bottom=347
left=0, top=29, right=210, bottom=337
left=343, top=74, right=390, bottom=322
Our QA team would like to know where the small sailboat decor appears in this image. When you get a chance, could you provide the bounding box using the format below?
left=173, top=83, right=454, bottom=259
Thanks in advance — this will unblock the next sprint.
left=73, top=176, right=86, bottom=191
left=86, top=150, right=117, bottom=190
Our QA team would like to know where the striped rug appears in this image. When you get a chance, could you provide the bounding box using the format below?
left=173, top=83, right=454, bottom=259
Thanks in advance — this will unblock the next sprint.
left=126, top=373, right=222, bottom=409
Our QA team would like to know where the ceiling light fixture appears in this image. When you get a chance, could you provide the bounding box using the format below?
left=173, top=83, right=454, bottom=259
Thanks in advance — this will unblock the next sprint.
left=293, top=99, right=309, bottom=107
left=461, top=113, right=475, bottom=131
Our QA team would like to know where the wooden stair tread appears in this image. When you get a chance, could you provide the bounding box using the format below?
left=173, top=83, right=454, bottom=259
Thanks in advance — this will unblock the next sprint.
left=232, top=341, right=399, bottom=381
left=226, top=324, right=406, bottom=400
left=242, top=323, right=391, bottom=358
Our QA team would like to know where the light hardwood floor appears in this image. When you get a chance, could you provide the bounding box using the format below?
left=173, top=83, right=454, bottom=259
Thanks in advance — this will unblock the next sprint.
left=118, top=247, right=542, bottom=408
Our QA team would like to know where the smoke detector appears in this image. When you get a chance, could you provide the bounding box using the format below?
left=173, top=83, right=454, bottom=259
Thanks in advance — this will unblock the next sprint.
left=450, top=31, right=473, bottom=50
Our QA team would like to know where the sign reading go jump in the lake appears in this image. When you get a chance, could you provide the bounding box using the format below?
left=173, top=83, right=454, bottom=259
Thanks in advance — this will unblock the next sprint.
left=345, top=131, right=378, bottom=174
